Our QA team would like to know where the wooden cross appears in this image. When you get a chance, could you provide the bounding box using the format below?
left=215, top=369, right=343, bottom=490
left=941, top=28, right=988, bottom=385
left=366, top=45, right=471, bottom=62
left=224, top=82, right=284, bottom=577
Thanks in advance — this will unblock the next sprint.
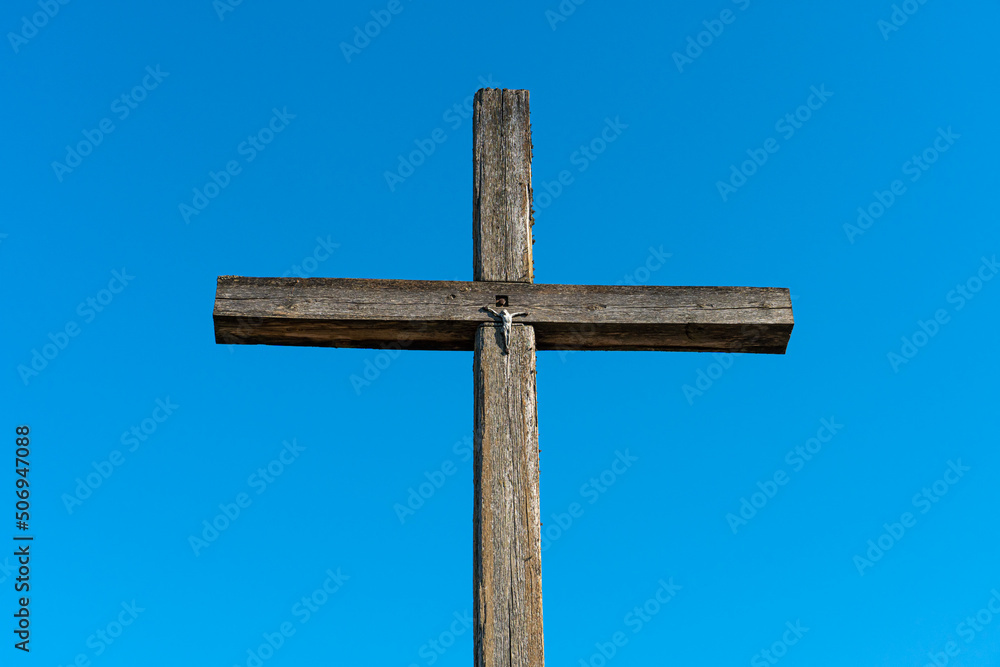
left=213, top=88, right=794, bottom=666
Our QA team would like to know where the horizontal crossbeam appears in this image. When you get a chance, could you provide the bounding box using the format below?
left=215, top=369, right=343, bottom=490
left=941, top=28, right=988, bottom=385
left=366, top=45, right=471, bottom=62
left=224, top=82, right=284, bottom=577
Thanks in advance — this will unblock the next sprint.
left=213, top=277, right=794, bottom=353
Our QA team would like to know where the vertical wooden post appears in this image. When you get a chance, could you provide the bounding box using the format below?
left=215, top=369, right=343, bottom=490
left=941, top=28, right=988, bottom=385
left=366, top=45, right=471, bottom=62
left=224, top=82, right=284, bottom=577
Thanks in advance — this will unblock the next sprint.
left=472, top=88, right=544, bottom=667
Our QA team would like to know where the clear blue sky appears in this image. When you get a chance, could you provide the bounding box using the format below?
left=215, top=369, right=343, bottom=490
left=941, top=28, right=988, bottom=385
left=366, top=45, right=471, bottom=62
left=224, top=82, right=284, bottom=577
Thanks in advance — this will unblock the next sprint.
left=4, top=1, right=999, bottom=665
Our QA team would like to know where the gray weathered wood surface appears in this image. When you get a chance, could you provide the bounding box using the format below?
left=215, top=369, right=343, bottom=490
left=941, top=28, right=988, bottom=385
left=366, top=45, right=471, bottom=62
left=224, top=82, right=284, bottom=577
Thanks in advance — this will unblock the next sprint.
left=472, top=88, right=544, bottom=667
left=211, top=86, right=796, bottom=667
left=473, top=88, right=534, bottom=283
left=474, top=325, right=543, bottom=667
left=213, top=277, right=793, bottom=353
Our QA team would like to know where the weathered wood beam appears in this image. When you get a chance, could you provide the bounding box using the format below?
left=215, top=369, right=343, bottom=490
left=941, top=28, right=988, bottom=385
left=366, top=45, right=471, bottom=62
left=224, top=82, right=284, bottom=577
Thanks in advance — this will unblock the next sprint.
left=474, top=324, right=542, bottom=667
left=473, top=87, right=534, bottom=283
left=213, top=277, right=794, bottom=353
left=472, top=88, right=544, bottom=667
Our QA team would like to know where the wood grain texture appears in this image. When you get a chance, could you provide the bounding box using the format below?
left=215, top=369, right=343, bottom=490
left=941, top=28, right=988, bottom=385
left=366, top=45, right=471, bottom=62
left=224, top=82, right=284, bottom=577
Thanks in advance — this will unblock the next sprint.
left=473, top=325, right=543, bottom=667
left=213, top=277, right=794, bottom=353
left=473, top=89, right=533, bottom=283
left=209, top=86, right=796, bottom=667
left=472, top=88, right=543, bottom=667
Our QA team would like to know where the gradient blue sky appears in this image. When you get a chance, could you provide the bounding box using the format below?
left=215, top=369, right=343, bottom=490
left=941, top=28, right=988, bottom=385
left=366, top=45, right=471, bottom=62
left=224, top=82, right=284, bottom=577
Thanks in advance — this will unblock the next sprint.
left=4, top=1, right=999, bottom=665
